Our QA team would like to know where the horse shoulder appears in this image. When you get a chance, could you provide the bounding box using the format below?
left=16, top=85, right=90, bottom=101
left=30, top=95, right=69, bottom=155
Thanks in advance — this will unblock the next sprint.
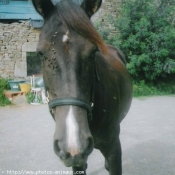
left=106, top=45, right=127, bottom=66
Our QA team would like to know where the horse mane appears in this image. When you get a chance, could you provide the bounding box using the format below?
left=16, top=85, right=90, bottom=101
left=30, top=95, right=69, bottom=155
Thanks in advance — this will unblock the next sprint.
left=56, top=0, right=108, bottom=55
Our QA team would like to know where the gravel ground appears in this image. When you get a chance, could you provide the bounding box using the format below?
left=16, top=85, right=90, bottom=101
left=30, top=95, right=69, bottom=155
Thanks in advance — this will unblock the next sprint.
left=0, top=96, right=175, bottom=175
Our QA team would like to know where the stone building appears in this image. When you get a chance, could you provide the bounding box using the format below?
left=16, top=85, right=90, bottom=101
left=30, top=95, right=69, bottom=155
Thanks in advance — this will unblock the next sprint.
left=0, top=21, right=40, bottom=78
left=0, top=0, right=120, bottom=79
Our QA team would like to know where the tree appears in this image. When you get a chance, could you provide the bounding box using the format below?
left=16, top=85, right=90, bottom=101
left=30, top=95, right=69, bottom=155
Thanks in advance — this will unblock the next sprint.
left=96, top=0, right=175, bottom=82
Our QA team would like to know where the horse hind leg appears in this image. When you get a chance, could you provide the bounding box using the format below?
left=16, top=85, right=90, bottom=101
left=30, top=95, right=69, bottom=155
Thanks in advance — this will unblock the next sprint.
left=72, top=163, right=87, bottom=175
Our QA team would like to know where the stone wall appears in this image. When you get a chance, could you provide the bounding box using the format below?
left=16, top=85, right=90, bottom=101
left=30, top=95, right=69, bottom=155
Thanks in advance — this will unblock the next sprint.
left=102, top=0, right=120, bottom=15
left=92, top=0, right=121, bottom=42
left=0, top=21, right=40, bottom=79
left=0, top=0, right=120, bottom=79
left=93, top=0, right=121, bottom=21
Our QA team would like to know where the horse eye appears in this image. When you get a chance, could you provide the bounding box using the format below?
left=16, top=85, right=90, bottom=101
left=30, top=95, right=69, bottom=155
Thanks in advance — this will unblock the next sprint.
left=90, top=53, right=95, bottom=58
left=38, top=52, right=47, bottom=61
left=89, top=48, right=98, bottom=58
left=38, top=52, right=43, bottom=57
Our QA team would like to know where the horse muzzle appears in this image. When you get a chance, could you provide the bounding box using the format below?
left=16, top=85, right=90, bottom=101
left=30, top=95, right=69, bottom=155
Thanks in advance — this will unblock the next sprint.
left=59, top=152, right=88, bottom=167
left=54, top=137, right=93, bottom=167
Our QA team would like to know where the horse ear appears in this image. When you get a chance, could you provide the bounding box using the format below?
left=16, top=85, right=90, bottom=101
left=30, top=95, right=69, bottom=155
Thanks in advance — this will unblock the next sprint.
left=81, top=0, right=102, bottom=18
left=32, top=0, right=54, bottom=18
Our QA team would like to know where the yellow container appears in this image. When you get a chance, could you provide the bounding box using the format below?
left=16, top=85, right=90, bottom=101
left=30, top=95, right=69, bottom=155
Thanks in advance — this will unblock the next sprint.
left=19, top=83, right=31, bottom=93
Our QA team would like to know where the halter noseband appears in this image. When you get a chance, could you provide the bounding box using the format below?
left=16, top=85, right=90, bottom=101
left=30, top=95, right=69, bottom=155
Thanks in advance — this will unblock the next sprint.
left=49, top=98, right=92, bottom=121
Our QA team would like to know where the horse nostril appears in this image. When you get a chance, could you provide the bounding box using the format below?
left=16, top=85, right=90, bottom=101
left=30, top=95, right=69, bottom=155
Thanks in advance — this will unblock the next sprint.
left=83, top=137, right=94, bottom=156
left=54, top=140, right=70, bottom=159
left=60, top=150, right=71, bottom=160
left=54, top=140, right=60, bottom=155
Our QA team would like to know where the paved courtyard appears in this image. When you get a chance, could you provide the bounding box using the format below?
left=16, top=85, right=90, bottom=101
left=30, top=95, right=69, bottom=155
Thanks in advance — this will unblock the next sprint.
left=0, top=96, right=175, bottom=175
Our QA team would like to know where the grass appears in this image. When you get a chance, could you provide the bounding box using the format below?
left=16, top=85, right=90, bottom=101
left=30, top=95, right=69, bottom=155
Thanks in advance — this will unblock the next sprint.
left=0, top=78, right=11, bottom=106
left=133, top=80, right=175, bottom=97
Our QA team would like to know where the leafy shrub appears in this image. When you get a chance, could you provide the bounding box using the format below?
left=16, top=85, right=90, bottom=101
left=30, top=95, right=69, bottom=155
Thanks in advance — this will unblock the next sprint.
left=26, top=92, right=42, bottom=104
left=95, top=0, right=175, bottom=83
left=25, top=92, right=35, bottom=104
left=133, top=80, right=175, bottom=97
left=0, top=78, right=11, bottom=106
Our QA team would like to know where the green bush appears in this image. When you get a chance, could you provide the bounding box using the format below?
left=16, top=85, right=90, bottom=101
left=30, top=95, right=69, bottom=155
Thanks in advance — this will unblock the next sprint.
left=26, top=92, right=42, bottom=104
left=25, top=92, right=35, bottom=104
left=95, top=0, right=175, bottom=83
left=133, top=80, right=175, bottom=97
left=0, top=78, right=11, bottom=106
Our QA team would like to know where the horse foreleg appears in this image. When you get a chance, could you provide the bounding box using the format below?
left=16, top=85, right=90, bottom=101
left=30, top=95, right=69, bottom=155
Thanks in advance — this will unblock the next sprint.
left=98, top=124, right=122, bottom=175
left=72, top=163, right=87, bottom=175
left=101, top=137, right=122, bottom=175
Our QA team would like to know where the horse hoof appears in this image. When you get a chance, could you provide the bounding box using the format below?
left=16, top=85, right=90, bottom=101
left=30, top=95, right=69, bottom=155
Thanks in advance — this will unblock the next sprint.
left=105, top=159, right=109, bottom=171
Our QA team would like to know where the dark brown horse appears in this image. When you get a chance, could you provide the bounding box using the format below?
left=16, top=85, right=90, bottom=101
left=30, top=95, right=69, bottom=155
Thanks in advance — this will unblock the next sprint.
left=32, top=0, right=132, bottom=174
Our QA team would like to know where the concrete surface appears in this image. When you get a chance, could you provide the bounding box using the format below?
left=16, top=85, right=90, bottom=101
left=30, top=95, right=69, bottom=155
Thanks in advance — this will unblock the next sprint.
left=0, top=96, right=175, bottom=175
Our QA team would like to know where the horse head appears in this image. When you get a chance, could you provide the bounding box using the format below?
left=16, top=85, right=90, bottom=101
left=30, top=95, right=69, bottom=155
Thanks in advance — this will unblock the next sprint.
left=32, top=0, right=104, bottom=168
